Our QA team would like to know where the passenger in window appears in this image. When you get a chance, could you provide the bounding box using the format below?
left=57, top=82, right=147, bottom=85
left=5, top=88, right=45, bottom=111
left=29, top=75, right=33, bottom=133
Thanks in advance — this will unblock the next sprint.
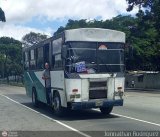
left=42, top=62, right=51, bottom=105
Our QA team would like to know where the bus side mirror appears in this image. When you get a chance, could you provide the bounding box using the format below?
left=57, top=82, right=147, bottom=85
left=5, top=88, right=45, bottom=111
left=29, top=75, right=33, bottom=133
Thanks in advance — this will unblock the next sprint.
left=61, top=45, right=67, bottom=59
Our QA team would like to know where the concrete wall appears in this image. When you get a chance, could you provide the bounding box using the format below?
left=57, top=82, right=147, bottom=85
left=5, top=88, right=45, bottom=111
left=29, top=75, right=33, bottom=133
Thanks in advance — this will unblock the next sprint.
left=125, top=73, right=160, bottom=89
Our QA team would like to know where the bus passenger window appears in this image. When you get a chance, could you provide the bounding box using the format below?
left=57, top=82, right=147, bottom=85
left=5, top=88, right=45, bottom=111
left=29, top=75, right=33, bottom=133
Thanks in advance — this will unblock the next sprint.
left=52, top=38, right=63, bottom=70
left=44, top=44, right=50, bottom=65
left=30, top=49, right=36, bottom=70
left=37, top=47, right=44, bottom=69
left=24, top=51, right=29, bottom=70
left=54, top=54, right=62, bottom=69
left=52, top=55, right=55, bottom=68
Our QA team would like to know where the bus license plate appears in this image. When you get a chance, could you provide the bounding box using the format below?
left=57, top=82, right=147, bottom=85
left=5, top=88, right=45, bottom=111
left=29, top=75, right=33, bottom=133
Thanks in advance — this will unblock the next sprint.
left=95, top=100, right=103, bottom=107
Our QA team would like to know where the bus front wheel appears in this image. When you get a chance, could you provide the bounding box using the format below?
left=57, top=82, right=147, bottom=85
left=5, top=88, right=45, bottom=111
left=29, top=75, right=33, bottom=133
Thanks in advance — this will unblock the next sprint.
left=100, top=106, right=113, bottom=115
left=32, top=89, right=39, bottom=107
left=53, top=92, right=64, bottom=116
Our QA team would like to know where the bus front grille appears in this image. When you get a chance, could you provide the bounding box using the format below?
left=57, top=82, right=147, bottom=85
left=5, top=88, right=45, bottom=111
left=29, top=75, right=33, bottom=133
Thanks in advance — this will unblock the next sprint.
left=89, top=81, right=107, bottom=99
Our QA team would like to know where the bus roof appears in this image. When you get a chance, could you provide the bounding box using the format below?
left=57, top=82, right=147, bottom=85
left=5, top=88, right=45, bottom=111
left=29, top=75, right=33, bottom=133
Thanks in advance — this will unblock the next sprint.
left=23, top=28, right=125, bottom=51
left=64, top=28, right=125, bottom=43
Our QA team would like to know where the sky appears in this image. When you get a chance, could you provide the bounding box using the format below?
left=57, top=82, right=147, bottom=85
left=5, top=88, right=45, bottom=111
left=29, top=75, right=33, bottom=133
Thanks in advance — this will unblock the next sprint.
left=0, top=0, right=138, bottom=41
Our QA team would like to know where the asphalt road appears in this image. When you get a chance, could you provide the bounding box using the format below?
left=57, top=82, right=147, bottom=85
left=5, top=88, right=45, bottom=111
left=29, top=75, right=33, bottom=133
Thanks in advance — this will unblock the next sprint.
left=0, top=85, right=160, bottom=137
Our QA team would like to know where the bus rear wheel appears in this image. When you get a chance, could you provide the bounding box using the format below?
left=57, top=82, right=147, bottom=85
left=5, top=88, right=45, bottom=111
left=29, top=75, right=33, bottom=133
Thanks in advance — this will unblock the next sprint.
left=53, top=92, right=64, bottom=116
left=100, top=106, right=113, bottom=115
left=32, top=89, right=39, bottom=107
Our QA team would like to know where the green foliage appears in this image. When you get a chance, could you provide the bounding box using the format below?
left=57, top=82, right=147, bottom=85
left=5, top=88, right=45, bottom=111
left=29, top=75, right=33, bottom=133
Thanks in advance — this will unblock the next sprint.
left=126, top=0, right=152, bottom=11
left=22, top=32, right=48, bottom=47
left=0, top=8, right=6, bottom=22
left=54, top=15, right=135, bottom=37
left=126, top=0, right=160, bottom=70
left=0, top=37, right=22, bottom=78
left=54, top=26, right=65, bottom=35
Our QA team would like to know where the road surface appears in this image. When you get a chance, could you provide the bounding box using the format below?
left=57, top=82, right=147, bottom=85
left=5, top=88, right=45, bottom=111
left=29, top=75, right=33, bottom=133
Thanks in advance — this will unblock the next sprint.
left=0, top=85, right=160, bottom=137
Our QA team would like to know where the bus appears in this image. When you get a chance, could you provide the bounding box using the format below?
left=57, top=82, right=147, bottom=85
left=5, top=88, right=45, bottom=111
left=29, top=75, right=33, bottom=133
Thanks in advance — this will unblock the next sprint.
left=23, top=28, right=125, bottom=116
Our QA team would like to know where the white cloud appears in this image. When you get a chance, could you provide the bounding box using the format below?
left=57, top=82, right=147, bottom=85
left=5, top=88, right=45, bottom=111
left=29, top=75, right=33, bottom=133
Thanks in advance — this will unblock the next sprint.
left=0, top=23, right=51, bottom=41
left=0, top=0, right=139, bottom=40
left=2, top=0, right=138, bottom=22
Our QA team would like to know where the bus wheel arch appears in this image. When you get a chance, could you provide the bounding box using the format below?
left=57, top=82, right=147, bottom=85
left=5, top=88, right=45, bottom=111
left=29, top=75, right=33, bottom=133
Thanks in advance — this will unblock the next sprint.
left=53, top=91, right=64, bottom=116
left=32, top=87, right=39, bottom=107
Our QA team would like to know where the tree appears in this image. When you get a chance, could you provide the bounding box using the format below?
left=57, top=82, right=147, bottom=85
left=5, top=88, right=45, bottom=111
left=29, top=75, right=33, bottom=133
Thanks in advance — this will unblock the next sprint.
left=126, top=0, right=152, bottom=11
left=54, top=26, right=65, bottom=36
left=126, top=0, right=160, bottom=37
left=0, top=37, right=22, bottom=81
left=22, top=32, right=48, bottom=47
left=126, top=0, right=160, bottom=70
left=0, top=8, right=6, bottom=22
left=54, top=17, right=136, bottom=36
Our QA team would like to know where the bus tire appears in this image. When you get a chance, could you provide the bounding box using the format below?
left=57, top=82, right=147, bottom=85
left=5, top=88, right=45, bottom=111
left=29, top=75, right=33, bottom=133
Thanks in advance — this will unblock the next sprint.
left=100, top=106, right=113, bottom=115
left=53, top=92, right=64, bottom=116
left=32, top=88, right=39, bottom=107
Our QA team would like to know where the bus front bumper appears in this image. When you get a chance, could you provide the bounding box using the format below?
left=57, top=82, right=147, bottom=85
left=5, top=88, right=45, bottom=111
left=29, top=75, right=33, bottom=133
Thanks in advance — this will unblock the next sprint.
left=71, top=99, right=123, bottom=110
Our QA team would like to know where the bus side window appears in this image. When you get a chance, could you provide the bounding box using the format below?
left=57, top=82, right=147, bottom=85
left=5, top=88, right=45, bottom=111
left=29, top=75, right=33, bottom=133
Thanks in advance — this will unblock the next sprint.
left=52, top=55, right=55, bottom=68
left=44, top=44, right=50, bottom=65
left=54, top=54, right=62, bottom=69
left=24, top=51, right=29, bottom=70
left=52, top=38, right=62, bottom=70
left=65, top=49, right=70, bottom=72
left=30, top=49, right=36, bottom=70
left=37, top=47, right=44, bottom=69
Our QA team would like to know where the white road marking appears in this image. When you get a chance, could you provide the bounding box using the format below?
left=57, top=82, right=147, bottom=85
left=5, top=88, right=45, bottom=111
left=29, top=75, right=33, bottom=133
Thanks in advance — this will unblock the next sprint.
left=1, top=92, right=160, bottom=133
left=0, top=94, right=91, bottom=137
left=111, top=113, right=160, bottom=127
left=93, top=109, right=160, bottom=127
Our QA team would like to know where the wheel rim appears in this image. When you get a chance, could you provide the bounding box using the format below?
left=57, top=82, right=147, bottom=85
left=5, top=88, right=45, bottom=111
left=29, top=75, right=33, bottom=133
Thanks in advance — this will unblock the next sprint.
left=54, top=96, right=60, bottom=111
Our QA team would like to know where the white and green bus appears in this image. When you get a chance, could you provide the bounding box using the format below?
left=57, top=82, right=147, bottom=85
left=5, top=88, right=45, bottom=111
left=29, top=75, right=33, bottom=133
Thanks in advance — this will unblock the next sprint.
left=23, top=28, right=125, bottom=116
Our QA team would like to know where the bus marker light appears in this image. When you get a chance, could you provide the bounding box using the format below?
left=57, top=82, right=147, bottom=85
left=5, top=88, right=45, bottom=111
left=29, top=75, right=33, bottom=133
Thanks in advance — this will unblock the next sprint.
left=117, top=87, right=123, bottom=91
left=72, top=89, right=78, bottom=93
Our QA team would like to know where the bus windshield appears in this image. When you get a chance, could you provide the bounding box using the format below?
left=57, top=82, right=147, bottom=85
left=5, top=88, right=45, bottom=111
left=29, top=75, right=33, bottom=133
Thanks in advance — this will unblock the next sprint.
left=65, top=42, right=124, bottom=73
